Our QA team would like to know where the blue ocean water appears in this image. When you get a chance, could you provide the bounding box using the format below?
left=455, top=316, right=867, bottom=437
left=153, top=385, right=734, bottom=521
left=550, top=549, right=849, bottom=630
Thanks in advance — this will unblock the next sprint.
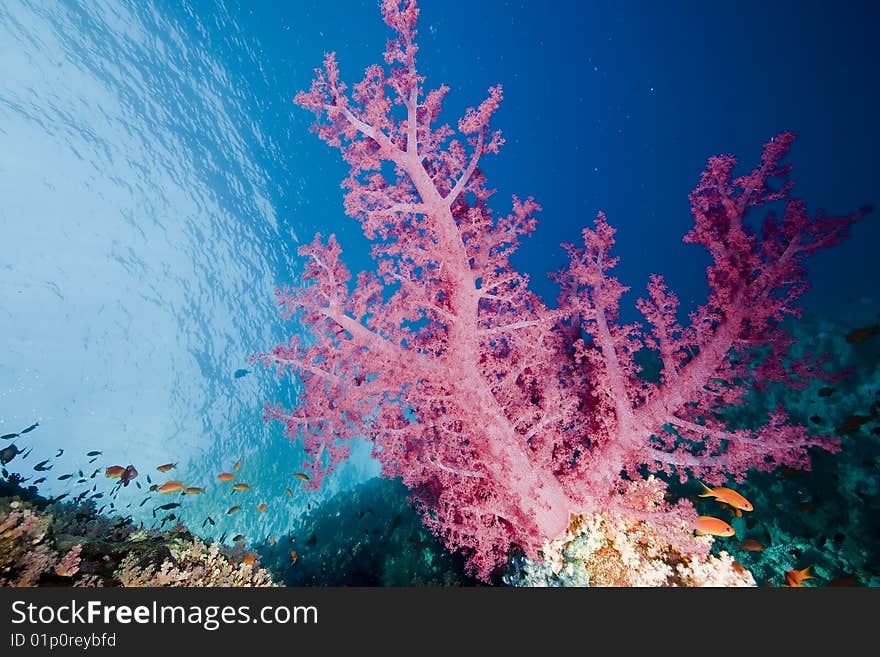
left=1, top=0, right=876, bottom=575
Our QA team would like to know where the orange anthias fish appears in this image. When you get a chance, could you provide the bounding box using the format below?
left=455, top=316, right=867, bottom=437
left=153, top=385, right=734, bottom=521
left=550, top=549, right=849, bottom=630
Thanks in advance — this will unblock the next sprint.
left=785, top=566, right=814, bottom=587
left=698, top=481, right=754, bottom=516
left=294, top=472, right=310, bottom=482
left=156, top=481, right=185, bottom=494
left=156, top=463, right=177, bottom=473
left=232, top=483, right=250, bottom=492
left=695, top=516, right=735, bottom=537
left=233, top=458, right=242, bottom=471
left=242, top=553, right=256, bottom=566
left=217, top=472, right=235, bottom=482
left=184, top=487, right=204, bottom=495
left=257, top=503, right=267, bottom=512
left=227, top=505, right=240, bottom=515
left=105, top=465, right=126, bottom=478
left=284, top=487, right=293, bottom=497
left=738, top=538, right=766, bottom=552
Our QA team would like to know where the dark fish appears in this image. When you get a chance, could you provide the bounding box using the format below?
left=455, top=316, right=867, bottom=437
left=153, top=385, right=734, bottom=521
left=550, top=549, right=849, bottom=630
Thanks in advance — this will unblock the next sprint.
left=98, top=506, right=106, bottom=514
left=232, top=534, right=245, bottom=542
left=146, top=474, right=152, bottom=484
left=76, top=478, right=87, bottom=484
left=91, top=492, right=104, bottom=499
left=55, top=448, right=63, bottom=457
left=155, top=502, right=181, bottom=511
left=845, top=325, right=880, bottom=344
left=120, top=464, right=138, bottom=487
left=89, top=469, right=99, bottom=479
left=0, top=444, right=21, bottom=465
left=32, top=476, right=47, bottom=485
left=86, top=450, right=102, bottom=457
left=33, top=459, right=52, bottom=471
left=809, top=415, right=823, bottom=424
left=135, top=481, right=142, bottom=489
left=817, top=386, right=835, bottom=397
left=88, top=456, right=98, bottom=464
left=837, top=415, right=871, bottom=435
left=20, top=422, right=39, bottom=434
left=227, top=505, right=240, bottom=515
left=219, top=532, right=227, bottom=544
left=206, top=516, right=215, bottom=526
left=20, top=447, right=33, bottom=460
left=51, top=493, right=70, bottom=503
left=1, top=433, right=19, bottom=440
left=139, top=497, right=151, bottom=507
left=234, top=368, right=249, bottom=379
left=57, top=473, right=74, bottom=480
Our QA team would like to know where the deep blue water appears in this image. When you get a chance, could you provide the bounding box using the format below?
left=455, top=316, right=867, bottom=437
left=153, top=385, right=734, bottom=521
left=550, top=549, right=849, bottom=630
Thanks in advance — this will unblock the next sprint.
left=0, top=1, right=876, bottom=558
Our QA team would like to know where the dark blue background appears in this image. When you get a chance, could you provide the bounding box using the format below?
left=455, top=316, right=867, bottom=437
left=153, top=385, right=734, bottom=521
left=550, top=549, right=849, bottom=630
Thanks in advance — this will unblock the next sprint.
left=239, top=0, right=877, bottom=321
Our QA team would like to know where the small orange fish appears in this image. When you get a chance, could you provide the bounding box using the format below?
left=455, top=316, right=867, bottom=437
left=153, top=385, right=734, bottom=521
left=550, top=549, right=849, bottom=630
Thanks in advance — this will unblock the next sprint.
left=217, top=472, right=235, bottom=482
left=242, top=553, right=256, bottom=566
left=226, top=505, right=240, bottom=515
left=257, top=503, right=267, bottom=512
left=184, top=487, right=204, bottom=495
left=731, top=561, right=748, bottom=576
left=294, top=472, right=309, bottom=482
left=738, top=538, right=766, bottom=552
left=233, top=458, right=242, bottom=471
left=105, top=465, right=126, bottom=478
left=284, top=487, right=293, bottom=497
left=698, top=481, right=753, bottom=515
left=695, top=516, right=735, bottom=537
left=290, top=550, right=298, bottom=564
left=156, top=481, right=185, bottom=494
left=269, top=537, right=276, bottom=546
left=156, top=463, right=177, bottom=473
left=785, top=566, right=813, bottom=587
left=232, top=483, right=250, bottom=492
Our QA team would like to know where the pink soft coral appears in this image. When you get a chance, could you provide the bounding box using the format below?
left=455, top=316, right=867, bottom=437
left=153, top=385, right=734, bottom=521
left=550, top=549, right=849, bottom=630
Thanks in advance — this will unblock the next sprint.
left=256, top=0, right=866, bottom=580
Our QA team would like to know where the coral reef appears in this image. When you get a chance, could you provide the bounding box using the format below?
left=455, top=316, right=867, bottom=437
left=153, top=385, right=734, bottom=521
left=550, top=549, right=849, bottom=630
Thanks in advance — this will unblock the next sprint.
left=505, top=479, right=754, bottom=587
left=0, top=477, right=278, bottom=587
left=115, top=538, right=276, bottom=587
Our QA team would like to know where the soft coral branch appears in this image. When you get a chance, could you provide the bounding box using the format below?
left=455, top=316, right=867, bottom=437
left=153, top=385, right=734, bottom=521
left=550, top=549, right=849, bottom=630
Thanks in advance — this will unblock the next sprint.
left=262, top=0, right=868, bottom=580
